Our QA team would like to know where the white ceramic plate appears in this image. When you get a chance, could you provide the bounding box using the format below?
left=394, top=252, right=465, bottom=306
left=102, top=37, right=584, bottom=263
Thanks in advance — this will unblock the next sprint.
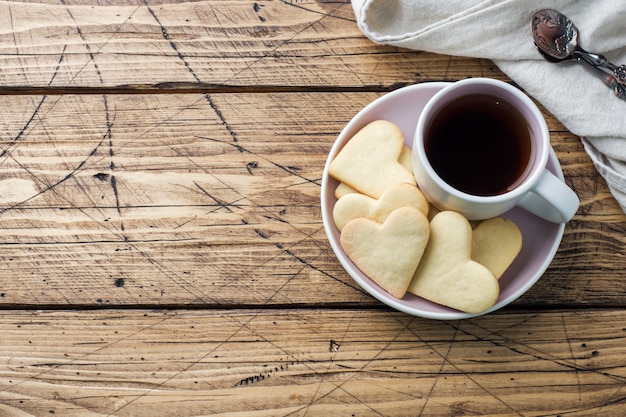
left=321, top=82, right=565, bottom=320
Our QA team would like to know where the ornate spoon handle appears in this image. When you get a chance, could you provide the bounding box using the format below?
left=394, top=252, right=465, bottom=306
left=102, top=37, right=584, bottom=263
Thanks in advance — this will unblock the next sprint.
left=574, top=50, right=626, bottom=87
left=611, top=64, right=626, bottom=85
left=581, top=57, right=626, bottom=101
left=609, top=78, right=626, bottom=101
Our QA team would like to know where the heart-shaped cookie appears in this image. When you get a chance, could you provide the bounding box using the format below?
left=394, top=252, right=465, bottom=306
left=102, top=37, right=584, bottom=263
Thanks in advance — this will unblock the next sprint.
left=408, top=211, right=499, bottom=314
left=329, top=120, right=416, bottom=198
left=472, top=217, right=522, bottom=279
left=341, top=206, right=429, bottom=298
left=333, top=182, right=429, bottom=231
left=334, top=146, right=414, bottom=199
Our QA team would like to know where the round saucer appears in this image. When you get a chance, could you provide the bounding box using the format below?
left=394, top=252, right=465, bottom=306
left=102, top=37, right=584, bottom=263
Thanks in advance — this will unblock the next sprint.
left=321, top=82, right=565, bottom=320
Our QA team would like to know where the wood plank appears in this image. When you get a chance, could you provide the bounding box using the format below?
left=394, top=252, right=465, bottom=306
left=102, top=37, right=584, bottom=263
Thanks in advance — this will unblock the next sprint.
left=0, top=0, right=505, bottom=90
left=0, top=92, right=624, bottom=308
left=0, top=308, right=625, bottom=416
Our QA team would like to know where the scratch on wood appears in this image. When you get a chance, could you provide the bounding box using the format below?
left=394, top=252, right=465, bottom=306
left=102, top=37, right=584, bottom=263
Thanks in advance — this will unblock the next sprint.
left=278, top=244, right=366, bottom=294
left=0, top=314, right=172, bottom=398
left=236, top=373, right=267, bottom=386
left=104, top=95, right=116, bottom=169
left=145, top=0, right=201, bottom=84
left=11, top=96, right=47, bottom=144
left=561, top=311, right=583, bottom=400
left=203, top=94, right=240, bottom=144
left=433, top=317, right=606, bottom=415
left=173, top=217, right=196, bottom=230
left=255, top=229, right=269, bottom=239
left=211, top=0, right=351, bottom=92
left=48, top=44, right=67, bottom=87
left=418, top=322, right=459, bottom=416
left=234, top=356, right=300, bottom=387
left=102, top=95, right=124, bottom=224
left=264, top=213, right=287, bottom=224
left=0, top=132, right=107, bottom=216
left=196, top=135, right=318, bottom=185
left=278, top=0, right=354, bottom=23
left=193, top=181, right=235, bottom=213
left=299, top=311, right=386, bottom=416
left=110, top=175, right=122, bottom=217
left=109, top=313, right=270, bottom=413
left=61, top=0, right=103, bottom=83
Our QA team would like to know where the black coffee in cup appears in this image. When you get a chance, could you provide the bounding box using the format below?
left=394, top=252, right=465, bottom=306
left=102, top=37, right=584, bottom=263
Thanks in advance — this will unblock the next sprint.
left=424, top=93, right=533, bottom=196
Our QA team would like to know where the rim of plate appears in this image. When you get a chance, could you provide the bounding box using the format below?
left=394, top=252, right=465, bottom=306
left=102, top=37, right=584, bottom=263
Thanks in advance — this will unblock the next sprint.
left=321, top=82, right=565, bottom=320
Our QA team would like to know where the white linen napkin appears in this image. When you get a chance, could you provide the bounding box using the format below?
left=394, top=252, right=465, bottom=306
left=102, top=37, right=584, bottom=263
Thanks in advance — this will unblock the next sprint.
left=352, top=0, right=626, bottom=213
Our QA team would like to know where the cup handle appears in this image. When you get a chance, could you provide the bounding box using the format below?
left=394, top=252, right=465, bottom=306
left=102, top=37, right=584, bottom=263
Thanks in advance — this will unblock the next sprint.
left=517, top=169, right=579, bottom=223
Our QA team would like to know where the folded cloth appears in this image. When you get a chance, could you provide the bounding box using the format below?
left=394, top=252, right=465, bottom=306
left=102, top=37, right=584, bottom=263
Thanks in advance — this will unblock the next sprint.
left=352, top=0, right=626, bottom=213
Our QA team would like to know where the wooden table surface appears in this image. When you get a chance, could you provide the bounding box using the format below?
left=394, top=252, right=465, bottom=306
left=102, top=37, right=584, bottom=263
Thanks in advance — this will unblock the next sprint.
left=1, top=1, right=625, bottom=416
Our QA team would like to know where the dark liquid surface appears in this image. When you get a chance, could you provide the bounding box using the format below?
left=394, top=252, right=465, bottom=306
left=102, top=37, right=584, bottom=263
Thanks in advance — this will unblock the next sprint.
left=424, top=94, right=533, bottom=196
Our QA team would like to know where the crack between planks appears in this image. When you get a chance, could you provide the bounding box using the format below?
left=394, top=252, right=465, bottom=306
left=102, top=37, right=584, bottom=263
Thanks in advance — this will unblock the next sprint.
left=0, top=304, right=624, bottom=313
left=0, top=83, right=417, bottom=96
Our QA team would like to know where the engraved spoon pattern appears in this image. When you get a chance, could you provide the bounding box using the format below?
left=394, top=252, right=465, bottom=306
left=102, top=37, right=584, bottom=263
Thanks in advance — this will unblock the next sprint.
left=531, top=9, right=626, bottom=100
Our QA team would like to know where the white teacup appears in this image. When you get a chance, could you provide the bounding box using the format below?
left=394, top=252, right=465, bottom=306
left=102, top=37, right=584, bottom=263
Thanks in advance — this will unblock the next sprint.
left=412, top=78, right=579, bottom=223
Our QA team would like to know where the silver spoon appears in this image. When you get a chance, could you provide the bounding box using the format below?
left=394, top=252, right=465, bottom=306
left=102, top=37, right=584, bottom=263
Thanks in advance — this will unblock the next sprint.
left=531, top=9, right=626, bottom=100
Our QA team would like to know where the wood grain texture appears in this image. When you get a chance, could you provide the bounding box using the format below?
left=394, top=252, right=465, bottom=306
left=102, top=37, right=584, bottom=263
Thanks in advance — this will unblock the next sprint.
left=1, top=1, right=626, bottom=415
left=0, top=93, right=623, bottom=308
left=0, top=0, right=505, bottom=90
left=1, top=309, right=625, bottom=416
